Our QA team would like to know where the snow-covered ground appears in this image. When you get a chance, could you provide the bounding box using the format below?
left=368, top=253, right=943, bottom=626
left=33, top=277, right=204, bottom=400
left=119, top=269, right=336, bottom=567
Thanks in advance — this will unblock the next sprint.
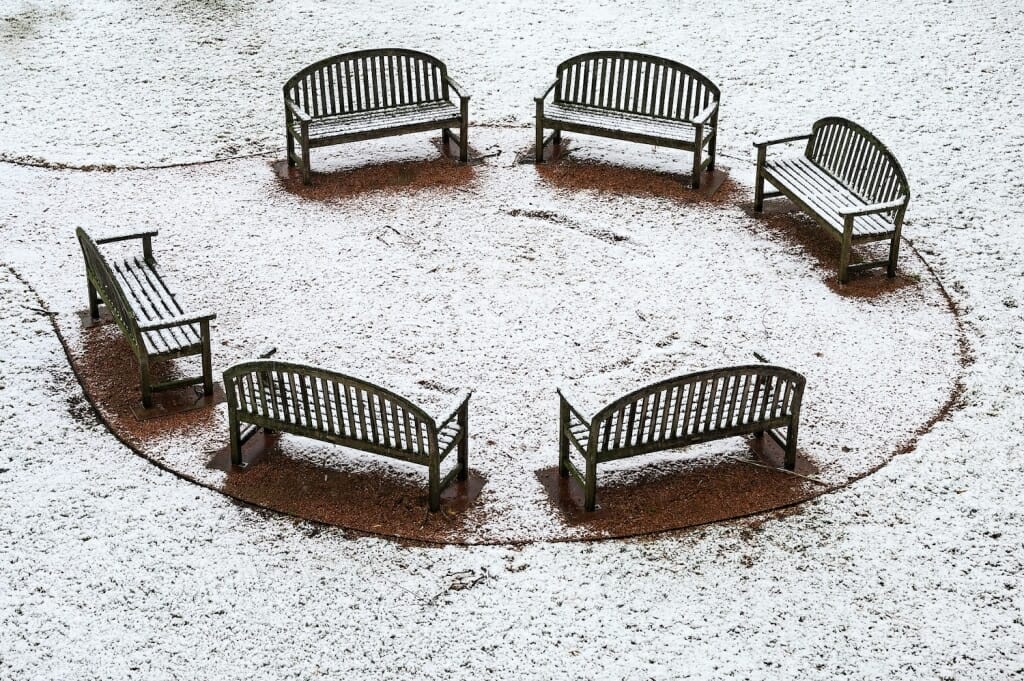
left=1, top=0, right=1023, bottom=678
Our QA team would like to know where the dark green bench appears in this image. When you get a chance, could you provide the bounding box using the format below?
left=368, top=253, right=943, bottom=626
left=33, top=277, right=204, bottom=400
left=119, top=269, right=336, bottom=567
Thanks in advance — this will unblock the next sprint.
left=754, top=117, right=910, bottom=284
left=558, top=365, right=805, bottom=511
left=224, top=361, right=470, bottom=511
left=284, top=49, right=471, bottom=184
left=76, top=228, right=215, bottom=408
left=535, top=51, right=720, bottom=188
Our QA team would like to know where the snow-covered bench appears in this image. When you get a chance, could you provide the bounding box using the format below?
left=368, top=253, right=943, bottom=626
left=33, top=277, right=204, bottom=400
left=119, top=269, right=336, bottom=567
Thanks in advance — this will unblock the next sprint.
left=76, top=228, right=216, bottom=409
left=557, top=365, right=805, bottom=511
left=754, top=117, right=910, bottom=284
left=535, top=51, right=720, bottom=188
left=224, top=361, right=471, bottom=512
left=284, top=49, right=471, bottom=184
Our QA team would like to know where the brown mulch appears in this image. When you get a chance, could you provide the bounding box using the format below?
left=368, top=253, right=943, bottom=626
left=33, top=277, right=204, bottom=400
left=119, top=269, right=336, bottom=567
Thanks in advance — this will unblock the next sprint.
left=274, top=138, right=475, bottom=200
left=68, top=318, right=835, bottom=544
left=537, top=436, right=821, bottom=536
left=533, top=139, right=738, bottom=205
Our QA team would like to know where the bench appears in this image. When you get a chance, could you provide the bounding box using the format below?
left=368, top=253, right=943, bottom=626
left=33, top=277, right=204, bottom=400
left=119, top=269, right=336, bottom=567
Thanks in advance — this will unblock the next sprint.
left=284, top=49, right=471, bottom=184
left=535, top=52, right=720, bottom=188
left=558, top=365, right=805, bottom=511
left=754, top=117, right=910, bottom=284
left=224, top=361, right=470, bottom=511
left=75, top=228, right=216, bottom=408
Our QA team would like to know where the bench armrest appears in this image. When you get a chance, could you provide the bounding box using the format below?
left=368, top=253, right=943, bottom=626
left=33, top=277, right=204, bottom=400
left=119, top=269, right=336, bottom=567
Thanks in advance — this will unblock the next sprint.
left=435, top=390, right=472, bottom=430
left=285, top=98, right=312, bottom=124
left=557, top=387, right=592, bottom=426
left=838, top=197, right=908, bottom=217
left=753, top=133, right=811, bottom=149
left=94, top=230, right=159, bottom=245
left=535, top=79, right=558, bottom=103
left=444, top=75, right=470, bottom=101
left=138, top=310, right=216, bottom=332
left=692, top=100, right=719, bottom=126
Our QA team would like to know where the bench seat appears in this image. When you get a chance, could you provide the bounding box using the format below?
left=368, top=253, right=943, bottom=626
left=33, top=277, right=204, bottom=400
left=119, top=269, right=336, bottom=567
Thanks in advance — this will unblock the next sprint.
left=763, top=157, right=895, bottom=240
left=111, top=257, right=206, bottom=356
left=294, top=101, right=462, bottom=147
left=536, top=52, right=720, bottom=189
left=285, top=49, right=470, bottom=184
left=558, top=365, right=805, bottom=511
left=542, top=102, right=715, bottom=151
left=76, top=228, right=215, bottom=408
left=754, top=117, right=910, bottom=283
left=225, top=361, right=471, bottom=511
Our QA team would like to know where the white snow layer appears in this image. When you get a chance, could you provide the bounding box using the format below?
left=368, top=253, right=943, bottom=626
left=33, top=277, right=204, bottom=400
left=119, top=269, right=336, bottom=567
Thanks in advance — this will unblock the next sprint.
left=1, top=0, right=1023, bottom=678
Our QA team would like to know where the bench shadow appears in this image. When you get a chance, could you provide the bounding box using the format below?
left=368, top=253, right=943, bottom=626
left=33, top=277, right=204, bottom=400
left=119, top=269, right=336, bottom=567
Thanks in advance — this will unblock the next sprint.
left=208, top=431, right=487, bottom=539
left=530, top=138, right=737, bottom=204
left=537, top=436, right=821, bottom=533
left=274, top=137, right=476, bottom=200
left=737, top=199, right=921, bottom=299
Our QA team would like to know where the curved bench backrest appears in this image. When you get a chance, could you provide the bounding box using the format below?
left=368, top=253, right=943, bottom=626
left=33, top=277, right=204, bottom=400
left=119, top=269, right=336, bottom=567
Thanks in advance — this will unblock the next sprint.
left=590, top=365, right=805, bottom=456
left=75, top=228, right=140, bottom=341
left=554, top=52, right=719, bottom=122
left=807, top=117, right=910, bottom=205
left=284, top=49, right=450, bottom=118
left=224, top=361, right=438, bottom=457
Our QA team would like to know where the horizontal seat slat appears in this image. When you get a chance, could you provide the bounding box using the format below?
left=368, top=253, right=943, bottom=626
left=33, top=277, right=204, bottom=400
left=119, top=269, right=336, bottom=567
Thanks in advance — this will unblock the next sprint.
left=294, top=101, right=461, bottom=143
left=764, top=157, right=896, bottom=239
left=542, top=102, right=713, bottom=147
left=112, top=258, right=202, bottom=355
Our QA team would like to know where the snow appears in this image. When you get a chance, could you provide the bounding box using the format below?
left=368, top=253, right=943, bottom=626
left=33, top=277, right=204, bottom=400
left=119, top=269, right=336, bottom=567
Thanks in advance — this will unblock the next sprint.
left=1, top=0, right=1023, bottom=678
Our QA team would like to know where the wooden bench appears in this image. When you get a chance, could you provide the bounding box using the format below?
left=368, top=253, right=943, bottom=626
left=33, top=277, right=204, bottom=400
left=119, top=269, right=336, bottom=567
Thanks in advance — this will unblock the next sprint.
left=535, top=52, right=720, bottom=188
left=558, top=365, right=805, bottom=511
left=754, top=117, right=910, bottom=284
left=75, top=228, right=215, bottom=408
left=284, top=49, right=471, bottom=184
left=224, top=361, right=470, bottom=511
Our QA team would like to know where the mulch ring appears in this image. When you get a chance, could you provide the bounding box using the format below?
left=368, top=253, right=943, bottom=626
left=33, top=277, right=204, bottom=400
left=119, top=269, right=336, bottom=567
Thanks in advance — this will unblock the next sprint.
left=67, top=316, right=832, bottom=545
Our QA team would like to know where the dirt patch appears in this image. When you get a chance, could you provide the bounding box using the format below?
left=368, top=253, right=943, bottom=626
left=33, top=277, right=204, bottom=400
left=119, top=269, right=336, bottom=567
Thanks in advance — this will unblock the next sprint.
left=274, top=138, right=476, bottom=200
left=208, top=431, right=487, bottom=541
left=538, top=436, right=821, bottom=536
left=738, top=199, right=921, bottom=298
left=532, top=138, right=737, bottom=204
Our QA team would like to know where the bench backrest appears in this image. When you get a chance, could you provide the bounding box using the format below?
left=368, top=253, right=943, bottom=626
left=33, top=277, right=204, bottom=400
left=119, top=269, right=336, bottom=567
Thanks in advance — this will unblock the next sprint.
left=224, top=361, right=440, bottom=457
left=554, top=52, right=719, bottom=123
left=806, top=117, right=910, bottom=206
left=284, top=49, right=451, bottom=118
left=589, top=365, right=804, bottom=459
left=75, top=228, right=141, bottom=341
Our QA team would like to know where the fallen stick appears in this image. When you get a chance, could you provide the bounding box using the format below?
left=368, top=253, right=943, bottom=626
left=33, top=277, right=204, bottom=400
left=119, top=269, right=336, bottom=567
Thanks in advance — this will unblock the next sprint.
left=727, top=456, right=829, bottom=486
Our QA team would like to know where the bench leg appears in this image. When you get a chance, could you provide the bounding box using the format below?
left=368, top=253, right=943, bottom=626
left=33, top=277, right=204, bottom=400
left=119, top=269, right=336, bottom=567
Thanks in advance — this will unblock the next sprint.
left=139, top=356, right=153, bottom=409
left=552, top=129, right=561, bottom=145
left=584, top=455, right=597, bottom=512
left=301, top=142, right=311, bottom=185
left=286, top=130, right=295, bottom=168
left=887, top=234, right=901, bottom=278
left=229, top=410, right=242, bottom=466
left=459, top=119, right=469, bottom=164
left=457, top=403, right=469, bottom=481
left=838, top=216, right=854, bottom=284
left=754, top=146, right=766, bottom=212
left=558, top=400, right=570, bottom=478
left=200, top=319, right=213, bottom=397
left=535, top=119, right=545, bottom=163
left=691, top=126, right=704, bottom=190
left=87, top=279, right=100, bottom=320
left=428, top=456, right=441, bottom=512
left=707, top=130, right=717, bottom=172
left=784, top=422, right=798, bottom=471
left=442, top=127, right=450, bottom=145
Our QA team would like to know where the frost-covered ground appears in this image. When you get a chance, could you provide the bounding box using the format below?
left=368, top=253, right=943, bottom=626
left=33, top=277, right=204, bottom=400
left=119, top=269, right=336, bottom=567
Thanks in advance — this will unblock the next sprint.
left=1, top=0, right=1023, bottom=678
